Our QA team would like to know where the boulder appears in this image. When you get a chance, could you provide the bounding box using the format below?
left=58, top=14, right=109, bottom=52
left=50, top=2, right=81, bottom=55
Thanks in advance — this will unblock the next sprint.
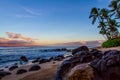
left=54, top=51, right=95, bottom=80
left=53, top=55, right=64, bottom=61
left=67, top=63, right=94, bottom=80
left=9, top=65, right=18, bottom=71
left=16, top=69, right=27, bottom=74
left=90, top=50, right=120, bottom=80
left=53, top=61, right=56, bottom=64
left=64, top=52, right=73, bottom=58
left=72, top=46, right=89, bottom=55
left=55, top=49, right=120, bottom=80
left=0, top=69, right=4, bottom=71
left=39, top=58, right=50, bottom=64
left=29, top=65, right=41, bottom=71
left=90, top=48, right=103, bottom=58
left=20, top=56, right=28, bottom=62
left=32, top=57, right=40, bottom=63
left=0, top=71, right=11, bottom=79
left=74, top=51, right=94, bottom=63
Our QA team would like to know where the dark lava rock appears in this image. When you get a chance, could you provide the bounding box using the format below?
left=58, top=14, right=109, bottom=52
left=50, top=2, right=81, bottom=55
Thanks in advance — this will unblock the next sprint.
left=72, top=46, right=89, bottom=55
left=20, top=56, right=28, bottom=62
left=74, top=51, right=94, bottom=63
left=16, top=69, right=27, bottom=74
left=39, top=58, right=50, bottom=64
left=54, top=51, right=94, bottom=80
left=9, top=65, right=18, bottom=71
left=0, top=69, right=4, bottom=71
left=29, top=65, right=41, bottom=71
left=32, top=58, right=40, bottom=63
left=0, top=71, right=11, bottom=79
left=53, top=55, right=64, bottom=61
left=53, top=61, right=56, bottom=64
left=49, top=57, right=54, bottom=61
left=90, top=49, right=103, bottom=58
left=90, top=50, right=120, bottom=80
left=5, top=66, right=9, bottom=68
left=67, top=63, right=94, bottom=80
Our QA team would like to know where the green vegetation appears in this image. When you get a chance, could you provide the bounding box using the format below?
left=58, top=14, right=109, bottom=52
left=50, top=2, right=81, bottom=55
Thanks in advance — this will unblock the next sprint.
left=89, top=0, right=120, bottom=47
left=102, top=39, right=120, bottom=47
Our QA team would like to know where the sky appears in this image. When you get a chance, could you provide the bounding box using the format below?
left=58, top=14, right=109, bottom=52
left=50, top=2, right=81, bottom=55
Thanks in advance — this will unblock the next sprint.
left=0, top=0, right=111, bottom=46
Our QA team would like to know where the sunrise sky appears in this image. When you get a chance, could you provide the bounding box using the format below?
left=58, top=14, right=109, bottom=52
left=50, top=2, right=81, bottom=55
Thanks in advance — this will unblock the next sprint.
left=0, top=0, right=111, bottom=46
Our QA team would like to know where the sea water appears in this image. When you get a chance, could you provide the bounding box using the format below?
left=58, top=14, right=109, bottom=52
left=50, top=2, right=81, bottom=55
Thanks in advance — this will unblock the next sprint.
left=0, top=46, right=78, bottom=68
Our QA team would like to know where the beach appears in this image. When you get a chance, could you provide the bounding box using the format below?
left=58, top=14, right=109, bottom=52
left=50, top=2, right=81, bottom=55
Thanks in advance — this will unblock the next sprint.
left=1, top=46, right=120, bottom=80
left=2, top=60, right=63, bottom=80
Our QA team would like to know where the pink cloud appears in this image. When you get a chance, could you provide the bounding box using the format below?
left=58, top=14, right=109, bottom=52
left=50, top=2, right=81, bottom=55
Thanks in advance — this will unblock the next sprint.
left=0, top=32, right=39, bottom=47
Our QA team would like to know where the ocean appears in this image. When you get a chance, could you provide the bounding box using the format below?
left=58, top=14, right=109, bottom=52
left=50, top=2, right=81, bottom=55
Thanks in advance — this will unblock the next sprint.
left=0, top=46, right=79, bottom=68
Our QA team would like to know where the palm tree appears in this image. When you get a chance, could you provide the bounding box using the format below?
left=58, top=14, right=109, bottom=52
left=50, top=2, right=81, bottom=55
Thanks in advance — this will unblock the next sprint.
left=89, top=7, right=101, bottom=24
left=108, top=19, right=120, bottom=38
left=89, top=8, right=111, bottom=39
left=97, top=21, right=110, bottom=39
left=109, top=0, right=120, bottom=18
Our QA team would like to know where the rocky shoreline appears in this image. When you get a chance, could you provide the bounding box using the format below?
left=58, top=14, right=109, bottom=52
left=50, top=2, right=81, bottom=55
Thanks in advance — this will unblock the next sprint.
left=54, top=46, right=120, bottom=80
left=0, top=46, right=120, bottom=80
left=0, top=50, right=72, bottom=80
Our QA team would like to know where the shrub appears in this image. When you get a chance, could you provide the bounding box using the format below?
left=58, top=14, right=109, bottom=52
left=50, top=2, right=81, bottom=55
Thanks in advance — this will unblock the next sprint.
left=102, top=39, right=120, bottom=48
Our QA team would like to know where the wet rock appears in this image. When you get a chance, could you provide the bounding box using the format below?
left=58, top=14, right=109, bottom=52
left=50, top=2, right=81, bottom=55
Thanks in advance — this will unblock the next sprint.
left=72, top=46, right=89, bottom=55
left=74, top=51, right=94, bottom=63
left=0, top=71, right=11, bottom=79
left=9, top=65, right=18, bottom=71
left=39, top=58, right=50, bottom=64
left=54, top=51, right=94, bottom=80
left=20, top=56, right=28, bottom=62
left=64, top=52, right=73, bottom=58
left=29, top=65, right=41, bottom=71
left=53, top=55, right=64, bottom=61
left=16, top=69, right=27, bottom=74
left=90, top=49, right=103, bottom=58
left=55, top=49, right=120, bottom=80
left=0, top=69, right=4, bottom=71
left=90, top=50, right=120, bottom=80
left=5, top=66, right=9, bottom=68
left=49, top=57, right=54, bottom=61
left=67, top=63, right=94, bottom=80
left=13, top=63, right=18, bottom=66
left=32, top=57, right=40, bottom=63
left=54, top=57, right=81, bottom=80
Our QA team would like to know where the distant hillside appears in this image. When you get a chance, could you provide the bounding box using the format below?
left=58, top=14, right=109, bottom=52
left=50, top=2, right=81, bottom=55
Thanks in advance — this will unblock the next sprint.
left=52, top=40, right=104, bottom=47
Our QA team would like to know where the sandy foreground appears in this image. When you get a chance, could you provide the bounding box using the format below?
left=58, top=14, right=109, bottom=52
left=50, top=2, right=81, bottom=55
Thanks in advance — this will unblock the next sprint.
left=1, top=46, right=120, bottom=80
left=2, top=61, right=63, bottom=80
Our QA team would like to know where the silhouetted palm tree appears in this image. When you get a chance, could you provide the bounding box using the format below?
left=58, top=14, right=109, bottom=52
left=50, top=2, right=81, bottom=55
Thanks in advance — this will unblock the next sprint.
left=108, top=19, right=120, bottom=38
left=89, top=8, right=111, bottom=39
left=89, top=7, right=101, bottom=24
left=89, top=6, right=120, bottom=40
left=98, top=21, right=109, bottom=39
left=109, top=0, right=120, bottom=18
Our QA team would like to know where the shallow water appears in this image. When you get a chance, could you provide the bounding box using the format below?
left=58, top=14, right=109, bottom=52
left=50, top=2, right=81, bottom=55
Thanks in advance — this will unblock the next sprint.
left=0, top=46, right=78, bottom=68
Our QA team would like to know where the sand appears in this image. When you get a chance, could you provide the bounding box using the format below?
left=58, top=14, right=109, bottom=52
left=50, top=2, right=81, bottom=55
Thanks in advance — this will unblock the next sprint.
left=1, top=61, right=63, bottom=80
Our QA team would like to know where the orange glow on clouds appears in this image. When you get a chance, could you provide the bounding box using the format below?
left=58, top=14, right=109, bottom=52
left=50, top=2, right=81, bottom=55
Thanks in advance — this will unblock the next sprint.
left=0, top=32, right=42, bottom=47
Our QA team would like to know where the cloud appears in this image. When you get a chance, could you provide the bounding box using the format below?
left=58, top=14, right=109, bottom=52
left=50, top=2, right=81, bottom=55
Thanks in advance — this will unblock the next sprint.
left=0, top=32, right=38, bottom=47
left=15, top=7, right=42, bottom=18
left=6, top=32, right=35, bottom=42
left=22, top=7, right=42, bottom=16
